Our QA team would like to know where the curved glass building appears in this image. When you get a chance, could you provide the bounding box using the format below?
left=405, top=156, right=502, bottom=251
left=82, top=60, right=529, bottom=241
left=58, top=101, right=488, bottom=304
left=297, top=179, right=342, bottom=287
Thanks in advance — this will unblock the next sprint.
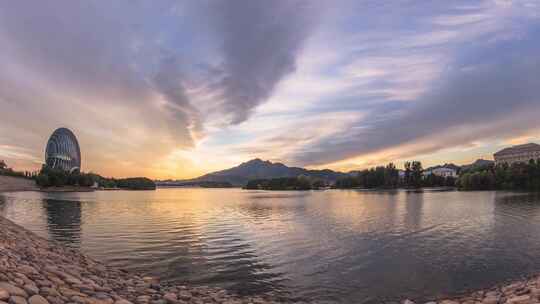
left=45, top=128, right=81, bottom=173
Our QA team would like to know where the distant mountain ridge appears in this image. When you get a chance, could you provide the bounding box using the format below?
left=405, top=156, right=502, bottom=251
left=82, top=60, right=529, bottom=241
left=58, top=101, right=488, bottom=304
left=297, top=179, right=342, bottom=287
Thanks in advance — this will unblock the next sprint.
left=171, top=158, right=348, bottom=186
left=461, top=159, right=494, bottom=171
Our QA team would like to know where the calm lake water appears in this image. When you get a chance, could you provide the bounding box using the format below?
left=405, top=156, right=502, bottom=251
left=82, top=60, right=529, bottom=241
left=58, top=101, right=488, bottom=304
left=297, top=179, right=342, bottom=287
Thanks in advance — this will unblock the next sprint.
left=2, top=189, right=540, bottom=303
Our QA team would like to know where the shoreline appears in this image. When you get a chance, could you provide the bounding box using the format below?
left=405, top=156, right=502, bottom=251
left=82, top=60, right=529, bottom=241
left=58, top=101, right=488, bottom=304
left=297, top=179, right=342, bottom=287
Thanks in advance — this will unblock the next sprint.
left=38, top=186, right=95, bottom=193
left=0, top=216, right=293, bottom=304
left=404, top=275, right=540, bottom=304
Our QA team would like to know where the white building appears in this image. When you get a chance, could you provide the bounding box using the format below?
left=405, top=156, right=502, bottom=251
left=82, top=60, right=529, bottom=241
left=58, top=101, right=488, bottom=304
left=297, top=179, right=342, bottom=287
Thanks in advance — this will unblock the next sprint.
left=424, top=167, right=457, bottom=178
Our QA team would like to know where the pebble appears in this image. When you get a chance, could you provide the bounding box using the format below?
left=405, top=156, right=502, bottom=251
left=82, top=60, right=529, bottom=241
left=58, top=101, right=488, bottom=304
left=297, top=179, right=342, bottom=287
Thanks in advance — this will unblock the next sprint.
left=71, top=296, right=87, bottom=304
left=17, top=266, right=38, bottom=275
left=0, top=290, right=9, bottom=301
left=482, top=296, right=498, bottom=304
left=28, top=295, right=48, bottom=304
left=162, top=293, right=176, bottom=304
left=94, top=293, right=111, bottom=300
left=22, top=286, right=38, bottom=297
left=0, top=284, right=27, bottom=298
left=507, top=295, right=531, bottom=304
left=9, top=296, right=28, bottom=304
left=135, top=296, right=149, bottom=303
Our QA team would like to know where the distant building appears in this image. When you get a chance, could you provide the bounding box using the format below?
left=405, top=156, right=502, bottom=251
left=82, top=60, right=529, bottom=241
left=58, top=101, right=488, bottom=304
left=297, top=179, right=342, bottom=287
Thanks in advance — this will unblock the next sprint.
left=424, top=167, right=458, bottom=178
left=45, top=128, right=81, bottom=173
left=494, top=143, right=540, bottom=165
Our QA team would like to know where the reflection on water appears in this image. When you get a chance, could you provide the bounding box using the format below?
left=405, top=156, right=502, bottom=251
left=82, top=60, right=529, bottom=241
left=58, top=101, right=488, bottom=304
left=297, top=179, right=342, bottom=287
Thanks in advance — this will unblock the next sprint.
left=3, top=189, right=540, bottom=303
left=43, top=199, right=82, bottom=248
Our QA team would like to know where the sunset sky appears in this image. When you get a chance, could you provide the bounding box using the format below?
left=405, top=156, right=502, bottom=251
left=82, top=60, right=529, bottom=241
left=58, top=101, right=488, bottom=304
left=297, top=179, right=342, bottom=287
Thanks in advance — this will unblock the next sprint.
left=1, top=1, right=540, bottom=179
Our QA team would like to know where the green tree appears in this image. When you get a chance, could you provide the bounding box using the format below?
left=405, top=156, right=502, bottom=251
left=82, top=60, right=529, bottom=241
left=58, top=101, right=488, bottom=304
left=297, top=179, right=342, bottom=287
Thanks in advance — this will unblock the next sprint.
left=384, top=163, right=399, bottom=188
left=35, top=174, right=50, bottom=187
left=409, top=161, right=423, bottom=188
left=404, top=162, right=412, bottom=186
left=312, top=180, right=326, bottom=189
left=457, top=159, right=540, bottom=191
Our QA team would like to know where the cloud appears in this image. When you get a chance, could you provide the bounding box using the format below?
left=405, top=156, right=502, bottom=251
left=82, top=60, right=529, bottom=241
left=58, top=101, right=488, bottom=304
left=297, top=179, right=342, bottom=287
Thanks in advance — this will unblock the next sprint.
left=152, top=56, right=203, bottom=147
left=288, top=23, right=540, bottom=166
left=0, top=1, right=211, bottom=176
left=210, top=0, right=318, bottom=124
left=0, top=1, right=149, bottom=102
left=0, top=0, right=322, bottom=177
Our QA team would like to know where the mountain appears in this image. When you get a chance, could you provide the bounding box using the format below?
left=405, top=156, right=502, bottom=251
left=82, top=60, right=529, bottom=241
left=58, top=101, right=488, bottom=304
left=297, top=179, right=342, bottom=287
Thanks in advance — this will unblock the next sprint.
left=169, top=158, right=348, bottom=187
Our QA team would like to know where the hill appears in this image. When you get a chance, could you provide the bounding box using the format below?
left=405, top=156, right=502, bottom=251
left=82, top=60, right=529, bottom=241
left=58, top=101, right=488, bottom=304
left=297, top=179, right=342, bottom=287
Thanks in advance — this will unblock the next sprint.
left=162, top=158, right=347, bottom=187
left=461, top=159, right=494, bottom=171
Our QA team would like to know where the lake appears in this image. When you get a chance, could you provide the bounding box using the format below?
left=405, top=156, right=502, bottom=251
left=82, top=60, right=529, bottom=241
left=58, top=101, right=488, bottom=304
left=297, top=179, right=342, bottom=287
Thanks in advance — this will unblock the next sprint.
left=1, top=188, right=540, bottom=303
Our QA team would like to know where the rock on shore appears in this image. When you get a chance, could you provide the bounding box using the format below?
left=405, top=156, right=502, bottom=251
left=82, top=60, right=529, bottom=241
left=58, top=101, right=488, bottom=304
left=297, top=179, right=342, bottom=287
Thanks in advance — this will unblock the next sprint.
left=0, top=216, right=294, bottom=304
left=404, top=277, right=540, bottom=304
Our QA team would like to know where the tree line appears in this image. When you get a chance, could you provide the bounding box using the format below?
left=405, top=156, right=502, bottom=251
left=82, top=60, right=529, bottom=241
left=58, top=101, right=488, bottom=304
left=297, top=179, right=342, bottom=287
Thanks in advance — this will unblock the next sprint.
left=245, top=176, right=327, bottom=190
left=35, top=165, right=156, bottom=190
left=458, top=160, right=540, bottom=191
left=0, top=160, right=35, bottom=179
left=334, top=161, right=456, bottom=189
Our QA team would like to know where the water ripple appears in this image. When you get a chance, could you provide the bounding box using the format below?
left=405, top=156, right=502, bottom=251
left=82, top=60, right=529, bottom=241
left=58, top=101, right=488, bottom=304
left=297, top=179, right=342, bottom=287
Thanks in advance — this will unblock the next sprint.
left=3, top=190, right=540, bottom=303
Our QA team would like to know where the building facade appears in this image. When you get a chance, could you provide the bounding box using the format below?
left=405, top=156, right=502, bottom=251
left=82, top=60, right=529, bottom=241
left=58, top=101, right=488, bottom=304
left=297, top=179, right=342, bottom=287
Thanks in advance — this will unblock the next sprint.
left=494, top=143, right=540, bottom=165
left=45, top=128, right=81, bottom=172
left=424, top=167, right=458, bottom=178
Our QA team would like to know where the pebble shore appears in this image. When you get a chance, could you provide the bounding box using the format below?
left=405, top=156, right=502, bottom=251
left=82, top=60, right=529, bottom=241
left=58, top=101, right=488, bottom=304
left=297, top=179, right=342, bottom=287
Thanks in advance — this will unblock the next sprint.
left=404, top=277, right=540, bottom=304
left=0, top=216, right=294, bottom=304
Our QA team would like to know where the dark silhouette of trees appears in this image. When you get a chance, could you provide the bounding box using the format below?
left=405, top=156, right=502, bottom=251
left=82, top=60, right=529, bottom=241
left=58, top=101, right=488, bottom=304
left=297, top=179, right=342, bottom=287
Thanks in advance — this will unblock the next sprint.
left=335, top=161, right=425, bottom=189
left=410, top=161, right=423, bottom=188
left=36, top=165, right=93, bottom=187
left=458, top=159, right=540, bottom=190
left=0, top=160, right=28, bottom=178
left=404, top=161, right=412, bottom=186
left=334, top=176, right=360, bottom=189
left=384, top=163, right=399, bottom=188
left=422, top=173, right=456, bottom=188
left=334, top=161, right=455, bottom=189
left=35, top=165, right=155, bottom=190
left=245, top=177, right=313, bottom=190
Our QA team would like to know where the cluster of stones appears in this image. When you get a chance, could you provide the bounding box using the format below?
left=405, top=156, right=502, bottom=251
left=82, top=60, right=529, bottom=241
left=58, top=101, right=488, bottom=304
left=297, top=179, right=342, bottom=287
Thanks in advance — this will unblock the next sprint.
left=404, top=277, right=540, bottom=304
left=0, top=217, right=292, bottom=304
